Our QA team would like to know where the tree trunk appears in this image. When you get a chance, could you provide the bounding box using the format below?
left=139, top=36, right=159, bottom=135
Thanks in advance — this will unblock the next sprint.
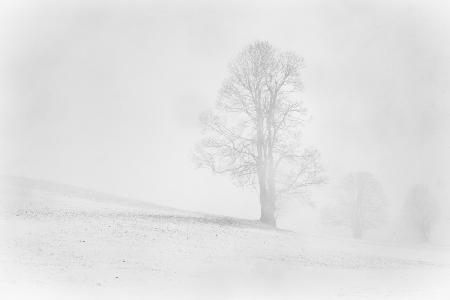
left=420, top=223, right=430, bottom=242
left=263, top=164, right=277, bottom=227
left=351, top=186, right=363, bottom=239
left=256, top=152, right=277, bottom=226
left=260, top=191, right=276, bottom=226
left=257, top=166, right=276, bottom=226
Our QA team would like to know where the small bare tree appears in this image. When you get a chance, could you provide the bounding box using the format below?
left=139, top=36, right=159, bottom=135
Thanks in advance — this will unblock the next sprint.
left=194, top=41, right=325, bottom=226
left=403, top=185, right=439, bottom=242
left=322, top=172, right=387, bottom=239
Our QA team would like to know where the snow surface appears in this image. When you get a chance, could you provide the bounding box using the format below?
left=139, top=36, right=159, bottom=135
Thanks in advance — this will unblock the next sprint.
left=0, top=177, right=449, bottom=300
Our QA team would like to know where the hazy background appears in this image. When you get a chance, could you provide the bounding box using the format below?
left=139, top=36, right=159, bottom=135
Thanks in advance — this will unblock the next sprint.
left=0, top=0, right=449, bottom=224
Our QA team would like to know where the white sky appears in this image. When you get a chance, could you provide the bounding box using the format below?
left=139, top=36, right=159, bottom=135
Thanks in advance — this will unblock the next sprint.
left=0, top=0, right=449, bottom=219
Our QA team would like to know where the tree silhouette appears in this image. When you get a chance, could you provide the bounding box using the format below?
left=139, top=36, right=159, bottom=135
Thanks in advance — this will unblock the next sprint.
left=322, top=172, right=387, bottom=239
left=194, top=41, right=325, bottom=226
left=403, top=184, right=439, bottom=242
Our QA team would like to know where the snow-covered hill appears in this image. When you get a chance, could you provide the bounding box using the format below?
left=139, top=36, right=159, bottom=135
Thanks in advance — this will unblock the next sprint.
left=0, top=176, right=449, bottom=300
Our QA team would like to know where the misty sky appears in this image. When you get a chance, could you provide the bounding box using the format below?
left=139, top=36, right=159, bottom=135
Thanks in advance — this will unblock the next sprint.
left=0, top=0, right=449, bottom=219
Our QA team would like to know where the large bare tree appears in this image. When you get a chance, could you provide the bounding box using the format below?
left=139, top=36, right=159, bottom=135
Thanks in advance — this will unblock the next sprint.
left=194, top=41, right=325, bottom=226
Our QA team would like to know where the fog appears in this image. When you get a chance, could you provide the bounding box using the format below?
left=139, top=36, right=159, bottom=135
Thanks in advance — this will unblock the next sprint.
left=2, top=1, right=450, bottom=299
left=0, top=0, right=449, bottom=220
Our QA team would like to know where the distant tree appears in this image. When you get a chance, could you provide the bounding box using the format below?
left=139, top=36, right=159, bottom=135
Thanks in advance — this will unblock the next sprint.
left=403, top=185, right=439, bottom=242
left=322, top=172, right=387, bottom=239
left=194, top=41, right=325, bottom=227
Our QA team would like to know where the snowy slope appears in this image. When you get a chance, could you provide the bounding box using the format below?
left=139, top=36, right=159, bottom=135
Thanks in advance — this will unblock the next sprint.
left=0, top=176, right=449, bottom=300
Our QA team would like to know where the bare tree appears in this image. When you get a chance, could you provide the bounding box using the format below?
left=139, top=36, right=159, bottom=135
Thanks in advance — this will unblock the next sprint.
left=403, top=185, right=439, bottom=242
left=194, top=41, right=325, bottom=226
left=322, top=172, right=387, bottom=239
